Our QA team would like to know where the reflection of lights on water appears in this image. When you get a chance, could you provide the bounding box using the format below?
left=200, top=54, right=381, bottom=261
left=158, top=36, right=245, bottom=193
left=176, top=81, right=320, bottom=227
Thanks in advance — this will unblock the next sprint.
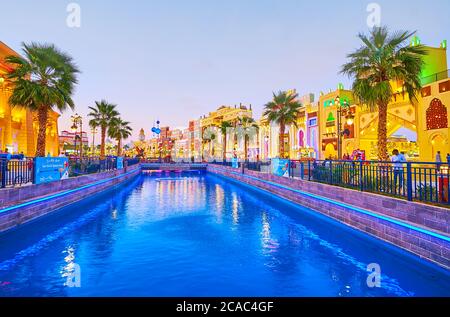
left=231, top=193, right=239, bottom=224
left=262, top=212, right=270, bottom=240
left=261, top=212, right=279, bottom=256
left=215, top=185, right=224, bottom=222
left=61, top=246, right=76, bottom=285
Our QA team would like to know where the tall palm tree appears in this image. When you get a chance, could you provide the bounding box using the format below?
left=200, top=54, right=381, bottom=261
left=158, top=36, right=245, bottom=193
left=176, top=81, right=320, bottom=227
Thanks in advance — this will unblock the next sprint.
left=341, top=27, right=427, bottom=160
left=108, top=118, right=133, bottom=156
left=237, top=117, right=259, bottom=161
left=219, top=121, right=233, bottom=161
left=6, top=43, right=79, bottom=157
left=263, top=91, right=301, bottom=158
left=88, top=100, right=119, bottom=158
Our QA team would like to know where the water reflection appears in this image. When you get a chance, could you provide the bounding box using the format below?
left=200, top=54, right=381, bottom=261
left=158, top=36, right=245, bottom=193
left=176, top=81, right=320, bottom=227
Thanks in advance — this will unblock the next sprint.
left=231, top=193, right=239, bottom=224
left=61, top=246, right=77, bottom=287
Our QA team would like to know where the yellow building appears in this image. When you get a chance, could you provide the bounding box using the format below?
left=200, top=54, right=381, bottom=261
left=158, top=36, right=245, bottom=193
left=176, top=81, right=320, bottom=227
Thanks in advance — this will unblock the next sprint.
left=318, top=40, right=449, bottom=161
left=200, top=104, right=253, bottom=160
left=0, top=41, right=59, bottom=156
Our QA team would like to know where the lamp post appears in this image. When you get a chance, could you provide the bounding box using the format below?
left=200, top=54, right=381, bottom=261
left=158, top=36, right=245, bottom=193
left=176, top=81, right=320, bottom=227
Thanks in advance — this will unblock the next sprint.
left=333, top=96, right=354, bottom=160
left=70, top=122, right=78, bottom=157
left=91, top=127, right=97, bottom=157
left=71, top=114, right=83, bottom=159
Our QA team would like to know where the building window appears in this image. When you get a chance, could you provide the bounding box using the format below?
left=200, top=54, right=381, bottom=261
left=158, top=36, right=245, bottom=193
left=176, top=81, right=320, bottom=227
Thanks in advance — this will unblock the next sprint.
left=426, top=98, right=448, bottom=130
left=308, top=118, right=317, bottom=126
left=439, top=80, right=450, bottom=93
left=421, top=86, right=431, bottom=97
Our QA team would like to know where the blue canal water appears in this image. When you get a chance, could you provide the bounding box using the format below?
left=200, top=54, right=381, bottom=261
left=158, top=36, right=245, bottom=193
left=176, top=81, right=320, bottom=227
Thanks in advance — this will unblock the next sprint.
left=0, top=172, right=450, bottom=297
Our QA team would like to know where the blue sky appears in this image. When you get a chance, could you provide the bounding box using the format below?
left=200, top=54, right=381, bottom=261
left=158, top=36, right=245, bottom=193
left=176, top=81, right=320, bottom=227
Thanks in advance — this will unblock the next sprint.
left=1, top=0, right=449, bottom=140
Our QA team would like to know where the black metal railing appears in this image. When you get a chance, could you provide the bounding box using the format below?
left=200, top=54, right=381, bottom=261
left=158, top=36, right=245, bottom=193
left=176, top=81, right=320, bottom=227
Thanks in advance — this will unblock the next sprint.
left=0, top=158, right=34, bottom=188
left=290, top=159, right=450, bottom=206
left=0, top=156, right=142, bottom=189
left=125, top=158, right=140, bottom=167
left=208, top=160, right=234, bottom=168
left=209, top=158, right=450, bottom=207
left=68, top=157, right=118, bottom=176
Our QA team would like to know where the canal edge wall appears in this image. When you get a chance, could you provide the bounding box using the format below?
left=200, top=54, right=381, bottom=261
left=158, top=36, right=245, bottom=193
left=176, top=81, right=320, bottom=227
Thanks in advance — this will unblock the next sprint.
left=0, top=164, right=141, bottom=233
left=207, top=165, right=450, bottom=270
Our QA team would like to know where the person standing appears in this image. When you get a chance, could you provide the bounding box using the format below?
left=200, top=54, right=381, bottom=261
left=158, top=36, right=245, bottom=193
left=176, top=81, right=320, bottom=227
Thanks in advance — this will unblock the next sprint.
left=436, top=151, right=442, bottom=171
left=391, top=149, right=406, bottom=193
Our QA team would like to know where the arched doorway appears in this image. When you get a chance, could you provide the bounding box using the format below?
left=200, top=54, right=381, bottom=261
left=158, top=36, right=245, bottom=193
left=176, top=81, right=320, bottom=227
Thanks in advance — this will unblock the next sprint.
left=324, top=143, right=336, bottom=159
left=298, top=130, right=305, bottom=148
left=431, top=134, right=448, bottom=159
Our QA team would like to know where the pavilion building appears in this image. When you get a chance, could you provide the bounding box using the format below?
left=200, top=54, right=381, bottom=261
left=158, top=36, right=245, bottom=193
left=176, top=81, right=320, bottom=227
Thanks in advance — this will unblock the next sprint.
left=0, top=41, right=60, bottom=156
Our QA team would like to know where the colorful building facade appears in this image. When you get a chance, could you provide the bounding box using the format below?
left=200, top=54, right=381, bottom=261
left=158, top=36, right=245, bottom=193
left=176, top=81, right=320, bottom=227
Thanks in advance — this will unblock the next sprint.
left=200, top=104, right=253, bottom=160
left=0, top=41, right=60, bottom=156
left=316, top=40, right=449, bottom=161
left=135, top=39, right=449, bottom=163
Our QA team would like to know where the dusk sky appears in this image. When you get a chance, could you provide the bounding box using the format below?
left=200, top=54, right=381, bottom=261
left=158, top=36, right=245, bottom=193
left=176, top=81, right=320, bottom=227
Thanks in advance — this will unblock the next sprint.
left=1, top=0, right=450, bottom=142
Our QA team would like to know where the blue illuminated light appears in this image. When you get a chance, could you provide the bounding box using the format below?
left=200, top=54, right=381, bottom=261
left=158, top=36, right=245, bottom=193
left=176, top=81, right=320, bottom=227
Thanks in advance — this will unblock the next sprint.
left=220, top=169, right=450, bottom=243
left=0, top=170, right=138, bottom=215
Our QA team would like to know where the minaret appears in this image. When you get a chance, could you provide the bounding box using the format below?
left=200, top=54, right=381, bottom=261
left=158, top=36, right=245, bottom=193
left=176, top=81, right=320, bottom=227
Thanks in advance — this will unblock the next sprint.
left=138, top=128, right=146, bottom=142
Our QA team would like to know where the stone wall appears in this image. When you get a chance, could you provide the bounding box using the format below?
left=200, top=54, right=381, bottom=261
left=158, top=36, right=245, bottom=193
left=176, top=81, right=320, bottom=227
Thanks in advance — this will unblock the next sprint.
left=207, top=165, right=450, bottom=270
left=0, top=164, right=141, bottom=233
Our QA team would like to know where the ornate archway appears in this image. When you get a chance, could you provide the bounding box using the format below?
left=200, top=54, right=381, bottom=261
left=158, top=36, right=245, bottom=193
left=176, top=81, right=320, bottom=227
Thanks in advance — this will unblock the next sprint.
left=429, top=132, right=448, bottom=159
left=426, top=98, right=448, bottom=130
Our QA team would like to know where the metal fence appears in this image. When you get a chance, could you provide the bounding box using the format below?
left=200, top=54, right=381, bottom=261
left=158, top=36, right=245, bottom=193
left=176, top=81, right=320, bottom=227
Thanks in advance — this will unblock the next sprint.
left=291, top=160, right=450, bottom=206
left=0, top=156, right=141, bottom=188
left=420, top=69, right=449, bottom=86
left=210, top=159, right=450, bottom=207
left=0, top=158, right=34, bottom=188
left=68, top=157, right=118, bottom=176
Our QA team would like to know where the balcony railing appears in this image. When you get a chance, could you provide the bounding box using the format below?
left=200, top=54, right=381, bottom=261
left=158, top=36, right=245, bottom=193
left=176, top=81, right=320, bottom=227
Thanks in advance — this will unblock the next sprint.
left=420, top=69, right=450, bottom=86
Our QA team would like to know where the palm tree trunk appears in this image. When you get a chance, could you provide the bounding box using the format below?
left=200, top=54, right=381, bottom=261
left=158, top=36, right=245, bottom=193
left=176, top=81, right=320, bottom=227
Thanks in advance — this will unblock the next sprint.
left=117, top=138, right=122, bottom=156
left=100, top=127, right=106, bottom=159
left=36, top=106, right=48, bottom=157
left=279, top=122, right=285, bottom=158
left=222, top=134, right=227, bottom=162
left=377, top=102, right=389, bottom=161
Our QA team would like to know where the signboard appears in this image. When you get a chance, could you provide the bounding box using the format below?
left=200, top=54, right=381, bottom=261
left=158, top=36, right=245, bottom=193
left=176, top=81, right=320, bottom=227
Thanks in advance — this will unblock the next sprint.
left=117, top=157, right=124, bottom=169
left=231, top=158, right=239, bottom=169
left=271, top=158, right=290, bottom=177
left=34, top=157, right=69, bottom=185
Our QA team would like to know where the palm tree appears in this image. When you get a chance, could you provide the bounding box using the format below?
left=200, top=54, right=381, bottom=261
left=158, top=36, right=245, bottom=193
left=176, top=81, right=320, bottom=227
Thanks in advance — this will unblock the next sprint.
left=108, top=118, right=133, bottom=156
left=219, top=121, right=233, bottom=161
left=237, top=117, right=259, bottom=161
left=6, top=43, right=79, bottom=157
left=88, top=100, right=119, bottom=158
left=341, top=27, right=427, bottom=160
left=263, top=91, right=302, bottom=158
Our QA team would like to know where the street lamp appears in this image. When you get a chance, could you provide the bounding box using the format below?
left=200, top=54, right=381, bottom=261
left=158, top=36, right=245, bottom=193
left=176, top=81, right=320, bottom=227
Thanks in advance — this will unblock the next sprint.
left=91, top=127, right=97, bottom=157
left=332, top=96, right=354, bottom=160
left=71, top=113, right=83, bottom=159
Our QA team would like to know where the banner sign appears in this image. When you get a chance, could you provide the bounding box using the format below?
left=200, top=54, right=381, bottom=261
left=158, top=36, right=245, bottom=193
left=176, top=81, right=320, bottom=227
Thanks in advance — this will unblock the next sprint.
left=34, top=157, right=69, bottom=185
left=271, top=158, right=290, bottom=177
left=117, top=157, right=124, bottom=170
left=231, top=158, right=239, bottom=169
